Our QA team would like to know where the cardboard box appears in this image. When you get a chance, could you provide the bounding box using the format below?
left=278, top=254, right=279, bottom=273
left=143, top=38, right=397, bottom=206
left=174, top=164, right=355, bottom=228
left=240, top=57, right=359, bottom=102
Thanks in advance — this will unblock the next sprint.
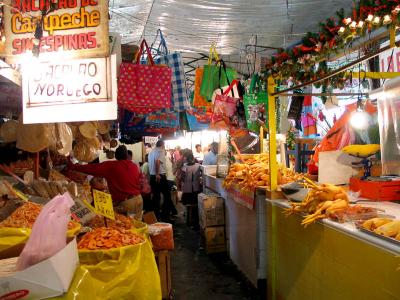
left=198, top=193, right=225, bottom=228
left=202, top=226, right=226, bottom=254
left=0, top=239, right=79, bottom=300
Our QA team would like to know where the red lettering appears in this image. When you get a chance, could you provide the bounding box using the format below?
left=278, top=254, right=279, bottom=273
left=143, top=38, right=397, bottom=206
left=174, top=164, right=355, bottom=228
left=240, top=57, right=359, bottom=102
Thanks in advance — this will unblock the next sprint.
left=21, top=0, right=31, bottom=12
left=78, top=33, right=87, bottom=48
left=87, top=32, right=96, bottom=48
left=81, top=0, right=97, bottom=6
left=54, top=35, right=63, bottom=50
left=12, top=39, right=22, bottom=55
left=59, top=0, right=68, bottom=9
left=0, top=289, right=29, bottom=300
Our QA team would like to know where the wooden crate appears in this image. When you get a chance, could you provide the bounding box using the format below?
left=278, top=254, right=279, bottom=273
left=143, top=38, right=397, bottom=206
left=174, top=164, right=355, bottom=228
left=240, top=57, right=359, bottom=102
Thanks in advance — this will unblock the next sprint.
left=155, top=250, right=172, bottom=299
left=201, top=226, right=226, bottom=254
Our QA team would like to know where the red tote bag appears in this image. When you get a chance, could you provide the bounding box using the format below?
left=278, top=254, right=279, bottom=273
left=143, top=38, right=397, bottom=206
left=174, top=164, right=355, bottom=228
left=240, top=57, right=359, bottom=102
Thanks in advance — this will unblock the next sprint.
left=118, top=40, right=172, bottom=114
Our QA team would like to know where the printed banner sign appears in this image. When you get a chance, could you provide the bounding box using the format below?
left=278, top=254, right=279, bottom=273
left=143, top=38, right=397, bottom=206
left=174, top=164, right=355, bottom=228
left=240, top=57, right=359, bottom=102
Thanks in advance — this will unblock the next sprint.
left=3, top=0, right=109, bottom=62
left=22, top=55, right=117, bottom=124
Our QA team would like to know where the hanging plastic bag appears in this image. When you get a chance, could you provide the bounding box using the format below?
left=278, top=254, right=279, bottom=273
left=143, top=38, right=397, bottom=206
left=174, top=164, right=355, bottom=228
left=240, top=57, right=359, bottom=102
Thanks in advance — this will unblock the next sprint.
left=200, top=49, right=237, bottom=101
left=16, top=193, right=75, bottom=270
left=210, top=80, right=239, bottom=130
left=243, top=74, right=268, bottom=132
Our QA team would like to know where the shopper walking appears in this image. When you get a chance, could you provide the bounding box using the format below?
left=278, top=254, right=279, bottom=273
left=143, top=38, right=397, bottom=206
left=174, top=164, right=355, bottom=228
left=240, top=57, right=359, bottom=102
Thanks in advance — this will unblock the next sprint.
left=180, top=151, right=202, bottom=228
left=68, top=145, right=143, bottom=219
left=148, top=140, right=177, bottom=221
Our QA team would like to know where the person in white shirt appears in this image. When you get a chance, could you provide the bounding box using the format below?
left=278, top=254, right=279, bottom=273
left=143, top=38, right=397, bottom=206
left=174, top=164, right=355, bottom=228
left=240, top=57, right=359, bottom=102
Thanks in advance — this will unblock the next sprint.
left=148, top=140, right=177, bottom=220
left=193, top=144, right=204, bottom=163
left=203, top=142, right=218, bottom=165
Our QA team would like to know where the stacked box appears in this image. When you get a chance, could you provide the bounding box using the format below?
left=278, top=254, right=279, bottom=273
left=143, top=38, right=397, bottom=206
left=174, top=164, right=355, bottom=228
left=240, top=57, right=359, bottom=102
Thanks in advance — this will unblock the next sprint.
left=202, top=226, right=226, bottom=254
left=198, top=193, right=226, bottom=254
left=198, top=193, right=225, bottom=229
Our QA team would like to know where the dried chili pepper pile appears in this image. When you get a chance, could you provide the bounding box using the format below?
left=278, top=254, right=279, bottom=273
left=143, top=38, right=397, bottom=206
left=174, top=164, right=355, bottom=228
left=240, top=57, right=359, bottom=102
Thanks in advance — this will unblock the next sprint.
left=78, top=227, right=144, bottom=250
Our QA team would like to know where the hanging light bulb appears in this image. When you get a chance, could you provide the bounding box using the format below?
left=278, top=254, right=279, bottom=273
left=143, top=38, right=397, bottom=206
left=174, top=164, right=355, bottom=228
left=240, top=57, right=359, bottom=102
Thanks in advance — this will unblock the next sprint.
left=349, top=21, right=357, bottom=29
left=366, top=14, right=374, bottom=22
left=338, top=27, right=346, bottom=34
left=350, top=99, right=370, bottom=130
left=373, top=16, right=381, bottom=25
left=357, top=20, right=365, bottom=28
left=350, top=111, right=369, bottom=130
left=344, top=17, right=352, bottom=25
left=383, top=15, right=392, bottom=25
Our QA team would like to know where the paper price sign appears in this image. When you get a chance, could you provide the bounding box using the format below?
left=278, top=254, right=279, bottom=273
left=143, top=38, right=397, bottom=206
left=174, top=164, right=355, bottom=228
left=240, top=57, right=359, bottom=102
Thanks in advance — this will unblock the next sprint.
left=93, top=189, right=115, bottom=220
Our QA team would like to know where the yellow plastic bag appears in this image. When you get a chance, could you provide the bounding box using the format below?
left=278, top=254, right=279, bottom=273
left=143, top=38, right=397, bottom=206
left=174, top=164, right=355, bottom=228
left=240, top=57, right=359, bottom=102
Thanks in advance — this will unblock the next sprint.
left=132, top=219, right=148, bottom=236
left=52, top=239, right=161, bottom=300
left=0, top=224, right=81, bottom=255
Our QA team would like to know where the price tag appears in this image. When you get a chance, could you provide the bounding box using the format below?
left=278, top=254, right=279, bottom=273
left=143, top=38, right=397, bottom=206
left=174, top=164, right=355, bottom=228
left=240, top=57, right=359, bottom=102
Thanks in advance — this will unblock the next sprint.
left=93, top=189, right=115, bottom=220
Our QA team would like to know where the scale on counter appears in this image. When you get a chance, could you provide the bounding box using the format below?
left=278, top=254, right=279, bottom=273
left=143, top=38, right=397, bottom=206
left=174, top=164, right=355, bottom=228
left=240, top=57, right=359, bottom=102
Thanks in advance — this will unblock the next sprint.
left=349, top=155, right=400, bottom=201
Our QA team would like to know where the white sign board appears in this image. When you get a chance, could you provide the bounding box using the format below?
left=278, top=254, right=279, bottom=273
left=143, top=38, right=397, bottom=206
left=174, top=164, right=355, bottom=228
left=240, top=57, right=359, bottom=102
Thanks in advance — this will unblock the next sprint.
left=144, top=136, right=159, bottom=145
left=22, top=55, right=117, bottom=124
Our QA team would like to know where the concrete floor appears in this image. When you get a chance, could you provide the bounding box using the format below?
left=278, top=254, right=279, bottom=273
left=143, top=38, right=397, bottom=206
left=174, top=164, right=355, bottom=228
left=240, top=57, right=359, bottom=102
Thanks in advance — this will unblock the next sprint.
left=170, top=217, right=259, bottom=300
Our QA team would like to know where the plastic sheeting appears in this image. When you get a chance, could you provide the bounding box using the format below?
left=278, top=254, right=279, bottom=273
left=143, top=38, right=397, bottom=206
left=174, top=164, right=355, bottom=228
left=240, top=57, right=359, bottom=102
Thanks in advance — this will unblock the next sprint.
left=109, top=0, right=354, bottom=54
left=375, top=77, right=400, bottom=176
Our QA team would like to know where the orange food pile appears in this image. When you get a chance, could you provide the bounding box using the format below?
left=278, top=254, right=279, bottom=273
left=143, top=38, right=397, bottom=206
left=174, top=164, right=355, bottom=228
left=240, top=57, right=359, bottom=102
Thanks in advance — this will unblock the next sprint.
left=78, top=227, right=144, bottom=250
left=149, top=223, right=174, bottom=251
left=0, top=202, right=41, bottom=228
left=89, top=213, right=134, bottom=229
left=0, top=202, right=78, bottom=230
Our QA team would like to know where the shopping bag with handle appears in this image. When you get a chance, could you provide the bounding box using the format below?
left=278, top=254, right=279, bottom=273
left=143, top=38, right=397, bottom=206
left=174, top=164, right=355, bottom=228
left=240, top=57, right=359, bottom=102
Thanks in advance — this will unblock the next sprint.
left=153, top=30, right=190, bottom=112
left=211, top=80, right=240, bottom=130
left=243, top=74, right=268, bottom=132
left=200, top=44, right=237, bottom=101
left=118, top=39, right=172, bottom=114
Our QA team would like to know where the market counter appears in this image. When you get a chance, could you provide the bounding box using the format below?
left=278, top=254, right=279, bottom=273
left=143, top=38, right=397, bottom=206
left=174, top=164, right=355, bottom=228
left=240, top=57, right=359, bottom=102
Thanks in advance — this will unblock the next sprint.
left=267, top=199, right=400, bottom=300
left=203, top=174, right=267, bottom=288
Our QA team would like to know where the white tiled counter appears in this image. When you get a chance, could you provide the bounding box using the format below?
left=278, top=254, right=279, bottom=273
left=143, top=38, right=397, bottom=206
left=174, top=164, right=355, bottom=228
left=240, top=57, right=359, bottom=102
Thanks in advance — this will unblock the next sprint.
left=203, top=174, right=267, bottom=289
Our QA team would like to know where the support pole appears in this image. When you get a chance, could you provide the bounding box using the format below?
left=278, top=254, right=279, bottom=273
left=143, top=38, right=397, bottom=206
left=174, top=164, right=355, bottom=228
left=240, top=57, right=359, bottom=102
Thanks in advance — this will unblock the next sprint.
left=267, top=76, right=278, bottom=191
left=259, top=126, right=264, bottom=154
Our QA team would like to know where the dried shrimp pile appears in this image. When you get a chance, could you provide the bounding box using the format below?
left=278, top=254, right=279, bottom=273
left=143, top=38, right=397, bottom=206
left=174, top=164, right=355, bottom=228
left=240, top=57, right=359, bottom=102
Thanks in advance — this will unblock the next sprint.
left=89, top=213, right=134, bottom=230
left=78, top=227, right=144, bottom=250
left=0, top=202, right=78, bottom=230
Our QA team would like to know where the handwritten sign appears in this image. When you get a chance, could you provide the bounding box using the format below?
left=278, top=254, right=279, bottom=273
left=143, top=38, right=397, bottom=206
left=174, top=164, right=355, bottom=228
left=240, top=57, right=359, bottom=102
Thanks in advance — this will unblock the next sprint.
left=93, top=189, right=115, bottom=220
left=3, top=0, right=109, bottom=62
left=22, top=55, right=117, bottom=124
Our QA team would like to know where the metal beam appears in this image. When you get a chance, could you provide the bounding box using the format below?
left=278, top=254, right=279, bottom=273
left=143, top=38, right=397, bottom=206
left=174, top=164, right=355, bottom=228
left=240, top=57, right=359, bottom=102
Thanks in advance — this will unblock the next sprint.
left=279, top=93, right=369, bottom=97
